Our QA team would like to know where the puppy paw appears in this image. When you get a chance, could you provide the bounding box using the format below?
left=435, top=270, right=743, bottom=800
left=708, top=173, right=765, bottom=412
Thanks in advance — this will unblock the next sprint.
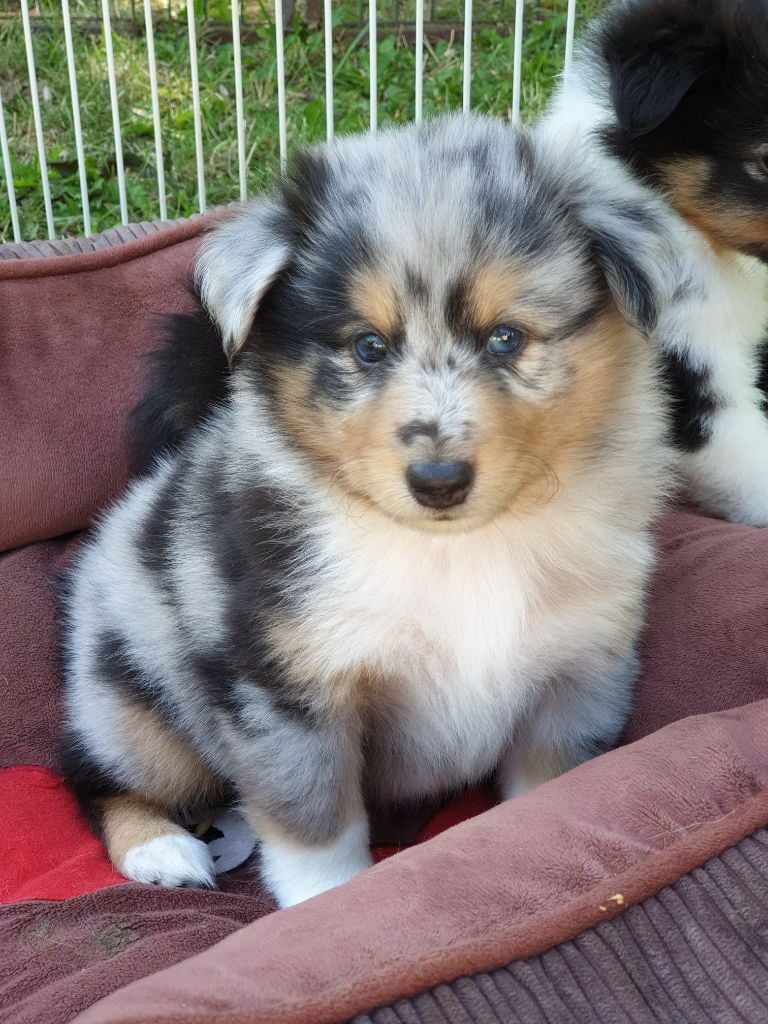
left=259, top=818, right=372, bottom=908
left=121, top=833, right=216, bottom=889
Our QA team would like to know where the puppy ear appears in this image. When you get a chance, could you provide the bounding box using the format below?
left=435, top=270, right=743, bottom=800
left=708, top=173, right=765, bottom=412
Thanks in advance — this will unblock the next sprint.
left=600, top=1, right=718, bottom=137
left=579, top=191, right=680, bottom=337
left=195, top=198, right=294, bottom=362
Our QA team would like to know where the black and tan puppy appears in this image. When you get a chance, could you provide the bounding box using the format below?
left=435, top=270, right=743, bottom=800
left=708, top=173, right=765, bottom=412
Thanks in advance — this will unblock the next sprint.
left=61, top=115, right=679, bottom=908
left=549, top=0, right=768, bottom=525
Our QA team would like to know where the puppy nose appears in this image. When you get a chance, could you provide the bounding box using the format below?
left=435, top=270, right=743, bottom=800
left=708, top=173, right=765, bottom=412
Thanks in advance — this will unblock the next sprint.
left=406, top=460, right=474, bottom=509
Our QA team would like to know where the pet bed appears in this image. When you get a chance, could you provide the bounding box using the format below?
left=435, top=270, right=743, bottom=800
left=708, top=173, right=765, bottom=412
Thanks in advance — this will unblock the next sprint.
left=1, top=217, right=767, bottom=1024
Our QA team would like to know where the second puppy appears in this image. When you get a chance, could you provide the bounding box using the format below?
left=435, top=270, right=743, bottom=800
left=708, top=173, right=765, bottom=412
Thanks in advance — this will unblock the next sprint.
left=549, top=0, right=768, bottom=526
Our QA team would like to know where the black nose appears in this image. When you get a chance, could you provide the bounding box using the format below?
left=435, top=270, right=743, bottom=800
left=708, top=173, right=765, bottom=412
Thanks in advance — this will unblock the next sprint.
left=406, top=460, right=474, bottom=509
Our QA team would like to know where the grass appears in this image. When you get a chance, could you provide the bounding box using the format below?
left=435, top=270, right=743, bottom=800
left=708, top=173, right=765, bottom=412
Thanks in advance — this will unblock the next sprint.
left=0, top=0, right=604, bottom=243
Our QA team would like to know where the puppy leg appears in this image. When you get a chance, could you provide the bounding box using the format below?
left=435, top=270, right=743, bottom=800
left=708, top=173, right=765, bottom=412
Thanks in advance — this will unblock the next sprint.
left=498, top=652, right=637, bottom=800
left=255, top=817, right=372, bottom=909
left=233, top=692, right=372, bottom=908
left=100, top=794, right=217, bottom=888
left=63, top=698, right=222, bottom=889
left=682, top=401, right=768, bottom=527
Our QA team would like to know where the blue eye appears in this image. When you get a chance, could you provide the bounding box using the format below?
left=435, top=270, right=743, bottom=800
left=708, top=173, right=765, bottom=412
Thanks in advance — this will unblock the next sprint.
left=486, top=325, right=525, bottom=356
left=354, top=333, right=388, bottom=365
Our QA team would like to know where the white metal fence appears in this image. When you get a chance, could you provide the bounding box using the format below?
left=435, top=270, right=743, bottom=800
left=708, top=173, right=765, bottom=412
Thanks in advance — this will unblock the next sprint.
left=0, top=0, right=580, bottom=244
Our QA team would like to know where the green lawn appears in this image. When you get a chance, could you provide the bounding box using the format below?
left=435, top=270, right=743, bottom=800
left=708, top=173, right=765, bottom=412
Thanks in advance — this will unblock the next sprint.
left=0, top=0, right=604, bottom=242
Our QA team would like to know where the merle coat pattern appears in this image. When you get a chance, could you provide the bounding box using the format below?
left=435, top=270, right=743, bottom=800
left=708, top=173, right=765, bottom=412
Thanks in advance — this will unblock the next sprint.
left=62, top=115, right=678, bottom=908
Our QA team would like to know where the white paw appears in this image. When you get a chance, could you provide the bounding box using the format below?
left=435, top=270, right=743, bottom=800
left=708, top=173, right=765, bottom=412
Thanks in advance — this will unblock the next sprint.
left=121, top=833, right=216, bottom=889
left=259, top=818, right=373, bottom=908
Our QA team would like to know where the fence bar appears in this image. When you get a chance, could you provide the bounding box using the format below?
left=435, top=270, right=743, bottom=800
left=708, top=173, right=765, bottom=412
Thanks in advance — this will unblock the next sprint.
left=275, top=0, right=288, bottom=169
left=511, top=0, right=524, bottom=124
left=324, top=0, right=334, bottom=141
left=414, top=0, right=424, bottom=123
left=20, top=0, right=55, bottom=238
left=62, top=0, right=91, bottom=236
left=563, top=0, right=577, bottom=84
left=369, top=0, right=377, bottom=131
left=101, top=0, right=129, bottom=225
left=232, top=0, right=247, bottom=200
left=143, top=0, right=167, bottom=219
left=462, top=0, right=472, bottom=112
left=187, top=0, right=207, bottom=213
left=0, top=92, right=21, bottom=243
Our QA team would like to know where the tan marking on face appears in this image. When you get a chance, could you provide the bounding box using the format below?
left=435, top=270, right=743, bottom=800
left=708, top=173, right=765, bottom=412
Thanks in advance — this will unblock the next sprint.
left=270, top=361, right=343, bottom=472
left=349, top=269, right=401, bottom=337
left=545, top=307, right=637, bottom=460
left=100, top=794, right=192, bottom=872
left=468, top=261, right=542, bottom=336
left=334, top=298, right=635, bottom=529
left=660, top=156, right=768, bottom=253
left=267, top=262, right=639, bottom=539
left=466, top=259, right=582, bottom=340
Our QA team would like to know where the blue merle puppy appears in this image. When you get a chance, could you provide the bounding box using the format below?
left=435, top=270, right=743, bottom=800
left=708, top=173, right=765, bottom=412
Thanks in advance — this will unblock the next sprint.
left=549, top=0, right=768, bottom=526
left=61, top=115, right=679, bottom=908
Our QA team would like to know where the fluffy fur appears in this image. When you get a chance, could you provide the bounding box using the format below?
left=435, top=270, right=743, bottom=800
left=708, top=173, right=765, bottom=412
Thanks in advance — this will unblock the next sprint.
left=62, top=115, right=679, bottom=908
left=547, top=0, right=768, bottom=526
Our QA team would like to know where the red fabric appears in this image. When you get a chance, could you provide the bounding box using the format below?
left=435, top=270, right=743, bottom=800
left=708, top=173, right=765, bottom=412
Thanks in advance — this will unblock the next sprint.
left=0, top=766, right=124, bottom=904
left=373, top=788, right=496, bottom=862
left=0, top=763, right=494, bottom=903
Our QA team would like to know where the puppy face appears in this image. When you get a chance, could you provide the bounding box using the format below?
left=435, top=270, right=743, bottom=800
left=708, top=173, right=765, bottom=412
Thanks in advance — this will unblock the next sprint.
left=197, top=116, right=672, bottom=532
left=600, top=0, right=768, bottom=259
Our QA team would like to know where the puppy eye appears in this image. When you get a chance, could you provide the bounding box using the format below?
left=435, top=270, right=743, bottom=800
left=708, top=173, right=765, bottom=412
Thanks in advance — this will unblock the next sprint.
left=486, top=325, right=526, bottom=357
left=354, top=333, right=388, bottom=365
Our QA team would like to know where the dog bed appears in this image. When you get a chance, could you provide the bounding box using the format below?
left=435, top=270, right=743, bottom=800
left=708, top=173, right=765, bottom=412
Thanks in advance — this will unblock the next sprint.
left=1, top=217, right=767, bottom=1024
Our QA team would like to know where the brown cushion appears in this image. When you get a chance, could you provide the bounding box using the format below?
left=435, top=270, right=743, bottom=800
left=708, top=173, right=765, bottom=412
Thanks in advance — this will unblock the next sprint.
left=631, top=509, right=768, bottom=742
left=0, top=217, right=218, bottom=554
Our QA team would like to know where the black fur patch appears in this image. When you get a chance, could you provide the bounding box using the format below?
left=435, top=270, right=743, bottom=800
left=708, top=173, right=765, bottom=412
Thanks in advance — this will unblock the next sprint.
left=176, top=465, right=315, bottom=722
left=130, top=300, right=230, bottom=476
left=138, top=465, right=183, bottom=598
left=58, top=729, right=127, bottom=838
left=599, top=0, right=768, bottom=257
left=94, top=631, right=181, bottom=727
left=757, top=331, right=768, bottom=411
left=280, top=148, right=333, bottom=241
left=404, top=266, right=429, bottom=303
left=399, top=420, right=440, bottom=446
left=601, top=0, right=719, bottom=138
left=95, top=632, right=152, bottom=704
left=658, top=348, right=719, bottom=450
left=589, top=227, right=658, bottom=335
left=444, top=276, right=471, bottom=338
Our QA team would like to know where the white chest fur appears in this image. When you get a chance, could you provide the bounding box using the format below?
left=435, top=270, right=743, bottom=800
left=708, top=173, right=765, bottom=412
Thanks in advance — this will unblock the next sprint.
left=290, top=502, right=646, bottom=801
